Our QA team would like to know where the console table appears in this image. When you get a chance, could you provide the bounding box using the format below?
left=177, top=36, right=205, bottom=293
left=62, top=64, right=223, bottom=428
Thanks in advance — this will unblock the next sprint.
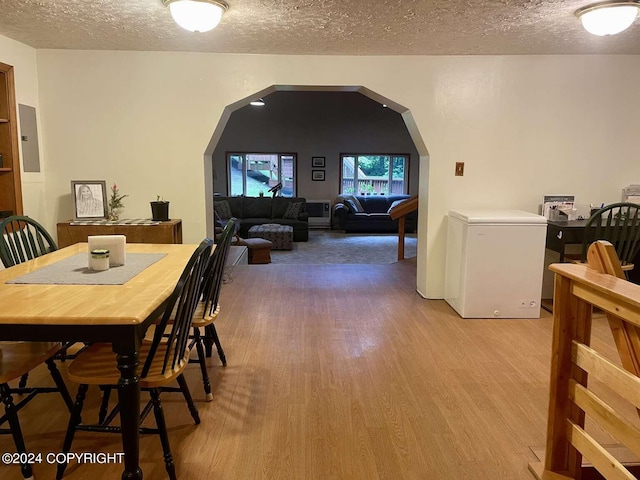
left=56, top=219, right=182, bottom=247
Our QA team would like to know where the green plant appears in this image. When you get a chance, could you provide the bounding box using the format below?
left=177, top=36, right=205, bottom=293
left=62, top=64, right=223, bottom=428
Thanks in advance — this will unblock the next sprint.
left=108, top=183, right=128, bottom=212
left=155, top=195, right=168, bottom=203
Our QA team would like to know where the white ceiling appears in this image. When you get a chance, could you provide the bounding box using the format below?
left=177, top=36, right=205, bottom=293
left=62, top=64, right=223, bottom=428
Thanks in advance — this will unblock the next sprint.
left=0, top=0, right=639, bottom=55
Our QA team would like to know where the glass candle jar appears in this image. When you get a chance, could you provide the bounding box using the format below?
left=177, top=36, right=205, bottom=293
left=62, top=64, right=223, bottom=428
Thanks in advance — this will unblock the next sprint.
left=90, top=248, right=110, bottom=271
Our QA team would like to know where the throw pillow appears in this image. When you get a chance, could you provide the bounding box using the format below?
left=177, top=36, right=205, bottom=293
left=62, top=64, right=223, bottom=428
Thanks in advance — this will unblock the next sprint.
left=387, top=199, right=404, bottom=215
left=213, top=200, right=231, bottom=220
left=344, top=198, right=358, bottom=213
left=214, top=200, right=232, bottom=219
left=283, top=202, right=303, bottom=220
left=350, top=195, right=364, bottom=212
left=343, top=195, right=363, bottom=213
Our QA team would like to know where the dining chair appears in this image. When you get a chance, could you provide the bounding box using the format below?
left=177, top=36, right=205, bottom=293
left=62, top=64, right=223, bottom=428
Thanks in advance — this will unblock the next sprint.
left=0, top=215, right=73, bottom=388
left=1, top=341, right=74, bottom=480
left=96, top=225, right=235, bottom=418
left=0, top=215, right=57, bottom=268
left=56, top=239, right=213, bottom=480
left=578, top=202, right=640, bottom=273
left=191, top=218, right=237, bottom=400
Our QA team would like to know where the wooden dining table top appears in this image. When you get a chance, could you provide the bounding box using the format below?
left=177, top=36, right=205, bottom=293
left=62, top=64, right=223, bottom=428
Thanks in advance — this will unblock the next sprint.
left=0, top=242, right=198, bottom=326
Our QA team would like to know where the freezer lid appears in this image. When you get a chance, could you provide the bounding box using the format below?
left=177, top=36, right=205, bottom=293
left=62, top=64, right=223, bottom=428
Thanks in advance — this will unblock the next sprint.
left=448, top=209, right=547, bottom=224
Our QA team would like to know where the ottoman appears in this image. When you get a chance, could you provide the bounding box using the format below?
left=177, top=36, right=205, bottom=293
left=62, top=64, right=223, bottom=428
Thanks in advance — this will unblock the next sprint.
left=248, top=224, right=294, bottom=250
left=240, top=237, right=272, bottom=264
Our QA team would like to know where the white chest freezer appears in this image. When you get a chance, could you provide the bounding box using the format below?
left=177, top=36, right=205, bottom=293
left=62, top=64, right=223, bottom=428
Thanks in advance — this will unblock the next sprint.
left=444, top=209, right=547, bottom=319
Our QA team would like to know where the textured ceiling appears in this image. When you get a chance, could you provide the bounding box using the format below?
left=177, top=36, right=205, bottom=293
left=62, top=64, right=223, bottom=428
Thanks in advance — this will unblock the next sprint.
left=0, top=0, right=639, bottom=55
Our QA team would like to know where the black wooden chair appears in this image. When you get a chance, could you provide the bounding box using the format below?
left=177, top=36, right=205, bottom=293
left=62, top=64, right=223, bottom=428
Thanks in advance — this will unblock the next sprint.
left=1, top=215, right=83, bottom=373
left=56, top=239, right=213, bottom=480
left=0, top=215, right=57, bottom=268
left=578, top=202, right=640, bottom=274
left=191, top=218, right=237, bottom=400
left=1, top=341, right=74, bottom=479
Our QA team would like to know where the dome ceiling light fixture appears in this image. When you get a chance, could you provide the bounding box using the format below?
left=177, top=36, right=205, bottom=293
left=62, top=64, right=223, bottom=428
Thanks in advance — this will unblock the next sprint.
left=163, top=0, right=228, bottom=33
left=575, top=1, right=640, bottom=36
left=250, top=98, right=266, bottom=106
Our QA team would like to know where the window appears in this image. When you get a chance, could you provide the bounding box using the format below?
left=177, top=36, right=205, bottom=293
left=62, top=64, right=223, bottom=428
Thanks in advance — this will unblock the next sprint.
left=340, top=154, right=408, bottom=195
left=228, top=153, right=296, bottom=197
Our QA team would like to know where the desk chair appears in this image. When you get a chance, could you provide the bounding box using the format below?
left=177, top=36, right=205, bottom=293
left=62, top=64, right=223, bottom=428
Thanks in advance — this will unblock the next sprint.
left=579, top=202, right=640, bottom=273
left=57, top=239, right=213, bottom=480
left=1, top=341, right=73, bottom=479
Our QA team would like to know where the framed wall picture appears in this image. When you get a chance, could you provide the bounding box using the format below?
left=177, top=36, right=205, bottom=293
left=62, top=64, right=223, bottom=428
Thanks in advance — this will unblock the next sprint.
left=71, top=180, right=108, bottom=220
left=312, top=156, right=325, bottom=168
left=312, top=170, right=325, bottom=181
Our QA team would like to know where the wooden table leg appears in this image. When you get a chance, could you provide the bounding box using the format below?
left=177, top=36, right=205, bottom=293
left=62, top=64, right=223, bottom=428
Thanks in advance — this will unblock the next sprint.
left=116, top=349, right=142, bottom=480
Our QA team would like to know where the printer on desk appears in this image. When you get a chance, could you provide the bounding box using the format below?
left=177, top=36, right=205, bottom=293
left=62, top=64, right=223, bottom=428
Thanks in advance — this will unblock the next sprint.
left=622, top=185, right=640, bottom=204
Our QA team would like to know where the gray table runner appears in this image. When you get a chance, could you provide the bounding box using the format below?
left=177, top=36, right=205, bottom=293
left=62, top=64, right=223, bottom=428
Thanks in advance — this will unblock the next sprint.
left=6, top=253, right=167, bottom=285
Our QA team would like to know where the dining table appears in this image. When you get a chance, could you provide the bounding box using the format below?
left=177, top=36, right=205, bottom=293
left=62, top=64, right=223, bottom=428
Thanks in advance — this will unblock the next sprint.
left=0, top=242, right=199, bottom=480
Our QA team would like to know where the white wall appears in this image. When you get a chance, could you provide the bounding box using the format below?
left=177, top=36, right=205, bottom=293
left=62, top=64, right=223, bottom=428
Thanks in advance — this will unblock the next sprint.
left=19, top=49, right=640, bottom=298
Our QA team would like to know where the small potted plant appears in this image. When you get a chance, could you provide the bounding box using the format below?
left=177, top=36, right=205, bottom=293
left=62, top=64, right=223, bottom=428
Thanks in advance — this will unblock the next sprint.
left=150, top=195, right=170, bottom=221
left=108, top=183, right=129, bottom=221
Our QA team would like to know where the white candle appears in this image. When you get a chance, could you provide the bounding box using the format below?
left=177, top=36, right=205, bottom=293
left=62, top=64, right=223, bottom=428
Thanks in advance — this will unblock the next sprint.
left=87, top=235, right=126, bottom=266
left=89, top=249, right=110, bottom=271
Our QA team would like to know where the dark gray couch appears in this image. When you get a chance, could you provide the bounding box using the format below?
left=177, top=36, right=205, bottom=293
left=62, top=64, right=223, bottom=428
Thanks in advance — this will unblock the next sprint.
left=214, top=196, right=309, bottom=242
left=333, top=194, right=417, bottom=233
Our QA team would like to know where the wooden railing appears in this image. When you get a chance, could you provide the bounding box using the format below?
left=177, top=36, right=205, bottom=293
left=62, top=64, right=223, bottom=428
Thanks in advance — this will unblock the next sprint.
left=532, top=240, right=640, bottom=480
left=341, top=179, right=405, bottom=195
left=388, top=195, right=418, bottom=261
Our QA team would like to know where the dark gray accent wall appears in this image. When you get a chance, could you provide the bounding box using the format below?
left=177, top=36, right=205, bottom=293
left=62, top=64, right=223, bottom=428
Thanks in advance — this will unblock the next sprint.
left=212, top=91, right=420, bottom=200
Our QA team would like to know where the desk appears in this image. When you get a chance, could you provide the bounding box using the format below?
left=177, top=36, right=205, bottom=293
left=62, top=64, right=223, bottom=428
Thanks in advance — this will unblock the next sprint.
left=56, top=219, right=182, bottom=248
left=545, top=219, right=590, bottom=262
left=543, top=220, right=640, bottom=310
left=0, top=243, right=197, bottom=480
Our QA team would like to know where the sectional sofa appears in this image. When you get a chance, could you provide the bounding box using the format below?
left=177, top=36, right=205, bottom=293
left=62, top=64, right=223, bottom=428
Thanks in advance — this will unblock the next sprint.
left=214, top=196, right=309, bottom=242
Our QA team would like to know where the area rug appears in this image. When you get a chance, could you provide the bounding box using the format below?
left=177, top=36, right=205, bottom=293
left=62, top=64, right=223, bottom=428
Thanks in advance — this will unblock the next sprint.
left=269, top=230, right=417, bottom=265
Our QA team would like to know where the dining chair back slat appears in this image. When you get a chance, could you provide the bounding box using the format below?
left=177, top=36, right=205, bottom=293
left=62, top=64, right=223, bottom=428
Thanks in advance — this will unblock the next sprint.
left=0, top=215, right=57, bottom=268
left=202, top=218, right=236, bottom=318
left=141, top=239, right=212, bottom=378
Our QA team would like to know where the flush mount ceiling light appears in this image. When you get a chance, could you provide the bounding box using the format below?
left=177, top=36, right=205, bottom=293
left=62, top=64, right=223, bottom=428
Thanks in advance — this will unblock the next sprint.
left=163, top=0, right=228, bottom=33
left=575, top=1, right=640, bottom=36
left=250, top=98, right=265, bottom=106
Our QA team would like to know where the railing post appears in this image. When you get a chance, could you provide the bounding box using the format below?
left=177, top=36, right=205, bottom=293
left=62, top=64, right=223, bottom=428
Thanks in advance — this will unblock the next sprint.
left=544, top=273, right=592, bottom=478
left=397, top=217, right=406, bottom=261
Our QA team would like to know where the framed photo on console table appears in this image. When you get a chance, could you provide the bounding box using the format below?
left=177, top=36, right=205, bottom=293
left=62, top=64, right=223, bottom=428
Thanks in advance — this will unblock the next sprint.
left=312, top=156, right=325, bottom=168
left=312, top=170, right=325, bottom=181
left=71, top=180, right=108, bottom=220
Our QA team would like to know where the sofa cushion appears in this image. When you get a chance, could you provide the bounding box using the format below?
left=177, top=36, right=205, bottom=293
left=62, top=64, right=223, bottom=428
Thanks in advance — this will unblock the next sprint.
left=243, top=197, right=272, bottom=218
left=214, top=200, right=232, bottom=219
left=359, top=196, right=394, bottom=214
left=283, top=202, right=304, bottom=220
left=226, top=197, right=244, bottom=218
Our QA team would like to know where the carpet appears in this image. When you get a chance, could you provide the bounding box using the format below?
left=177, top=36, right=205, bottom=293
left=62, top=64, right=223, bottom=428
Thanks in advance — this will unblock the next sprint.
left=269, top=230, right=417, bottom=264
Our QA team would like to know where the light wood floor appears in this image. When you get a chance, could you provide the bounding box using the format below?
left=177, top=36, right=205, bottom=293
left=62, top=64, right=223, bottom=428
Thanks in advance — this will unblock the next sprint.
left=0, top=261, right=624, bottom=479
